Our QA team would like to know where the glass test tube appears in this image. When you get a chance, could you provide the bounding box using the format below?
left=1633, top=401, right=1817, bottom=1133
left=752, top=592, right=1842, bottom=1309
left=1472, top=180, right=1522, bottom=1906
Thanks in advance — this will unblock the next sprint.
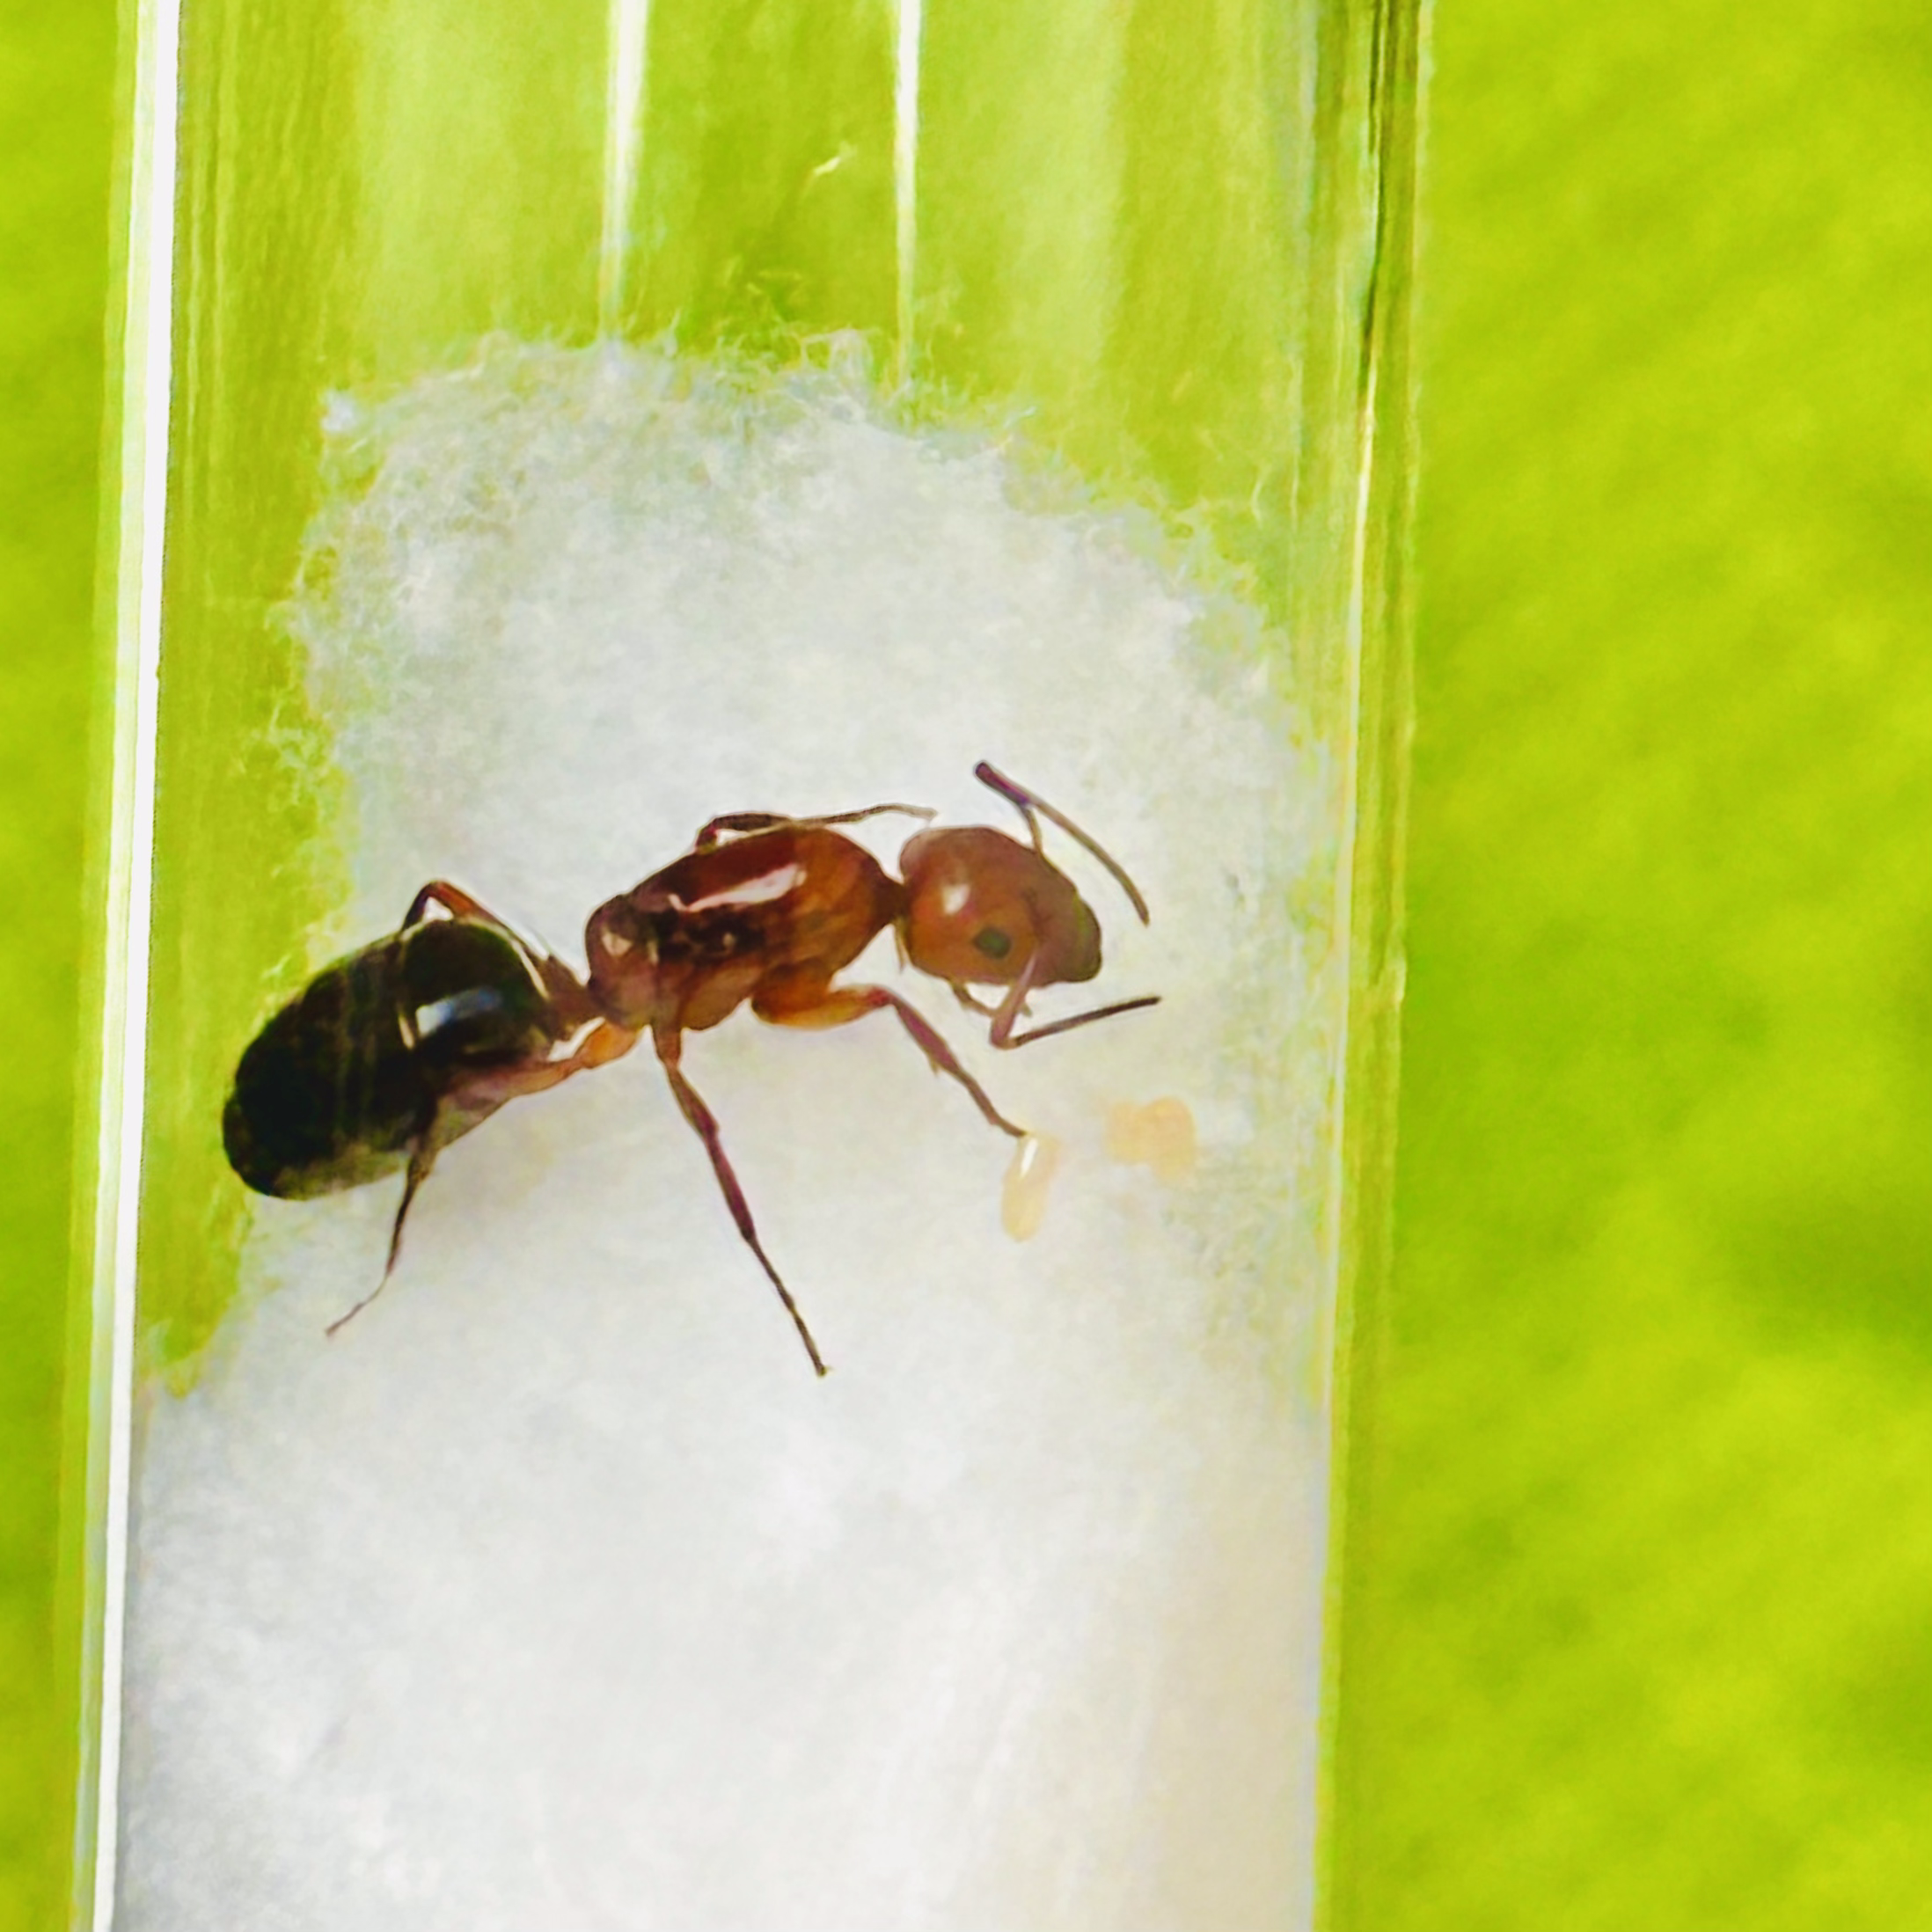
left=72, top=1, right=1421, bottom=1924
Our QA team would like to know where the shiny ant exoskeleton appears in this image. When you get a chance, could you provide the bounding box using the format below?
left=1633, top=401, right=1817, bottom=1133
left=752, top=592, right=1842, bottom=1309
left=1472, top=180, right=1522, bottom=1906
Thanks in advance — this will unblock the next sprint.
left=221, top=882, right=618, bottom=1336
left=223, top=764, right=1158, bottom=1371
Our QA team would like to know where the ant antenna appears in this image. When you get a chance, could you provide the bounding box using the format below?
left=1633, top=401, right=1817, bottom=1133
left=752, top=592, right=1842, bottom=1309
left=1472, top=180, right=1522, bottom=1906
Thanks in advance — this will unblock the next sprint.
left=972, top=762, right=1152, bottom=925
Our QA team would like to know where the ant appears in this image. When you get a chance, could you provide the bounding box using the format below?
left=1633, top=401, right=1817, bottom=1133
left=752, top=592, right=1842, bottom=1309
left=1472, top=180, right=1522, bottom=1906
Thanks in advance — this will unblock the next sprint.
left=223, top=764, right=1158, bottom=1371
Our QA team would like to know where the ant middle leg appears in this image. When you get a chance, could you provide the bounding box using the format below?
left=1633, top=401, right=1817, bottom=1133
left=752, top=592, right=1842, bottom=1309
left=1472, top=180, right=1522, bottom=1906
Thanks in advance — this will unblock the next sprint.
left=753, top=979, right=1026, bottom=1138
left=653, top=1027, right=829, bottom=1378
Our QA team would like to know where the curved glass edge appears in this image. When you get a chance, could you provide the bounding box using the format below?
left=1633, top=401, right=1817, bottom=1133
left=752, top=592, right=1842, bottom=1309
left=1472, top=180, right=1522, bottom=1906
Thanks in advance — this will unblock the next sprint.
left=1312, top=0, right=1425, bottom=1925
left=61, top=0, right=181, bottom=1922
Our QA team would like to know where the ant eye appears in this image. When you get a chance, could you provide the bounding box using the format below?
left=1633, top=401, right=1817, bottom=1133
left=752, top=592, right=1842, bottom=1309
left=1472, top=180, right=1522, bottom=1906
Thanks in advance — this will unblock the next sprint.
left=973, top=926, right=1013, bottom=960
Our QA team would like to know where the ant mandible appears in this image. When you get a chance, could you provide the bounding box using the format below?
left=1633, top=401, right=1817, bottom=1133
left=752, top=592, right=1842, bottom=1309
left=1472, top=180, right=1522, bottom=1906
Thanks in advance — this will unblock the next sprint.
left=223, top=765, right=1158, bottom=1373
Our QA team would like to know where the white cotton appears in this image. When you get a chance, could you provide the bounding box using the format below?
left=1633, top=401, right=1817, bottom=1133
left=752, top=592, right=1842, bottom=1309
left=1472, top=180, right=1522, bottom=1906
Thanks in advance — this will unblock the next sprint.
left=118, top=340, right=1343, bottom=1932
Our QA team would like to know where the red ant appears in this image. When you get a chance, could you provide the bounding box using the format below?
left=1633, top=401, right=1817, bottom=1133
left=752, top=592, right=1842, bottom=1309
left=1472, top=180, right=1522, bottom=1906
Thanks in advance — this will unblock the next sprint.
left=225, top=765, right=1157, bottom=1371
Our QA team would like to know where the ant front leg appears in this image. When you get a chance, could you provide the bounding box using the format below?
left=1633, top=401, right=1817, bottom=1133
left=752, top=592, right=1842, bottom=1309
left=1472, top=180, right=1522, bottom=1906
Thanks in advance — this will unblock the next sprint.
left=652, top=1026, right=829, bottom=1378
left=752, top=979, right=1027, bottom=1138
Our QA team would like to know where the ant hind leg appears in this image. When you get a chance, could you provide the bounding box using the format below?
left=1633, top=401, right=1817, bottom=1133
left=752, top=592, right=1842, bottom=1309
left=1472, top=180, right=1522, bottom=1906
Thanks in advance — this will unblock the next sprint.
left=326, top=1129, right=439, bottom=1337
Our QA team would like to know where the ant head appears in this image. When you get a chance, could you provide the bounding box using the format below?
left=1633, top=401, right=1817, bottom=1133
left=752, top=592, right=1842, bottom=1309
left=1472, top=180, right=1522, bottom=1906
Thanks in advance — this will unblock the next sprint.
left=897, top=825, right=1101, bottom=990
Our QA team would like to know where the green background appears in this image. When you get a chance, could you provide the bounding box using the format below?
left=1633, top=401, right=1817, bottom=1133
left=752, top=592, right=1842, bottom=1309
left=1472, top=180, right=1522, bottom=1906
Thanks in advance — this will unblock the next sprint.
left=4, top=4, right=1928, bottom=1930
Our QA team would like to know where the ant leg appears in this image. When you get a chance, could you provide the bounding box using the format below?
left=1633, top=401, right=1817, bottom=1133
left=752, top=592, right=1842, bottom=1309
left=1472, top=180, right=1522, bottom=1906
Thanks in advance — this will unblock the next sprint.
left=694, top=802, right=934, bottom=850
left=325, top=1021, right=641, bottom=1342
left=653, top=1028, right=829, bottom=1378
left=972, top=763, right=1152, bottom=925
left=984, top=948, right=1161, bottom=1050
left=950, top=984, right=1002, bottom=1019
left=401, top=879, right=494, bottom=926
left=753, top=982, right=1026, bottom=1138
left=326, top=1131, right=438, bottom=1337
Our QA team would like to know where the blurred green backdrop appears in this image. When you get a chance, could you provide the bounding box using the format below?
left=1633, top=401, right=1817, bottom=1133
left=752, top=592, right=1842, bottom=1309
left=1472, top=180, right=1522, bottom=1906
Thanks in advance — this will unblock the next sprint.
left=4, top=3, right=1928, bottom=1930
left=1329, top=4, right=1932, bottom=1927
left=1, top=6, right=111, bottom=1927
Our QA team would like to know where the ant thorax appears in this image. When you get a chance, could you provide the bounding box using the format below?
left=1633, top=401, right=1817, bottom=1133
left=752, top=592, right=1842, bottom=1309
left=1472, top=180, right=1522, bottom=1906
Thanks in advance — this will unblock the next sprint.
left=584, top=826, right=901, bottom=1036
left=583, top=893, right=716, bottom=1031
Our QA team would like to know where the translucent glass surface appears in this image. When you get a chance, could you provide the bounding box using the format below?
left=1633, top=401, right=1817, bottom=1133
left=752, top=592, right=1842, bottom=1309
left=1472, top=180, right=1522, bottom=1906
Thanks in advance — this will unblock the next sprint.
left=77, top=1, right=1420, bottom=1924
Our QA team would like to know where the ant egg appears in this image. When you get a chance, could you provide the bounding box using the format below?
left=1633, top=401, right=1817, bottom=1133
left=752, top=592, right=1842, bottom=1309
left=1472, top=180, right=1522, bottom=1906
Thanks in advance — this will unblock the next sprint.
left=1001, top=1133, right=1063, bottom=1241
left=1104, top=1097, right=1198, bottom=1184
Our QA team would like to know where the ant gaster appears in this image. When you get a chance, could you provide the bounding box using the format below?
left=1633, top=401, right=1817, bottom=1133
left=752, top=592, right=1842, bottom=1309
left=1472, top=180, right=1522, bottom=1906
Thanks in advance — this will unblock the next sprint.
left=222, top=882, right=609, bottom=1335
left=223, top=765, right=1157, bottom=1371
